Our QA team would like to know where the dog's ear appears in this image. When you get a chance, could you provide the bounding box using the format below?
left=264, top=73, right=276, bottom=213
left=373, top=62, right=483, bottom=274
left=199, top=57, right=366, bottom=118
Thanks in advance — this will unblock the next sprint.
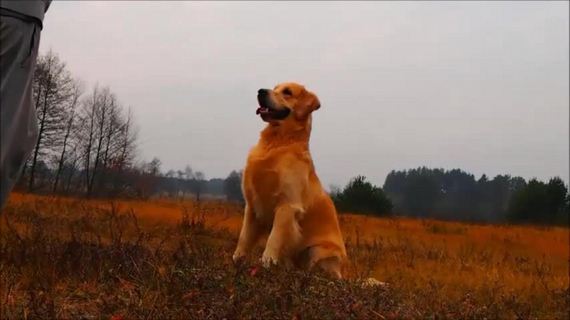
left=294, top=91, right=321, bottom=121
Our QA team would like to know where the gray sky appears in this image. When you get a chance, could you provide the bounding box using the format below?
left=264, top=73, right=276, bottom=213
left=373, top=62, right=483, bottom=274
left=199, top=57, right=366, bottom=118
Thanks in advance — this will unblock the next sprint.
left=40, top=1, right=569, bottom=187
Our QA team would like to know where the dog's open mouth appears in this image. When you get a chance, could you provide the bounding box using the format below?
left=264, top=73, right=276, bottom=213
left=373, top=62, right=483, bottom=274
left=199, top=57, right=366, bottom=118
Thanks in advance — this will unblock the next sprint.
left=256, top=106, right=290, bottom=121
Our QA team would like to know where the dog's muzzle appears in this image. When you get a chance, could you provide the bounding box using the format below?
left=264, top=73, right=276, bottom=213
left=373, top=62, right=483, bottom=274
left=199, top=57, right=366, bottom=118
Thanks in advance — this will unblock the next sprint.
left=256, top=89, right=291, bottom=120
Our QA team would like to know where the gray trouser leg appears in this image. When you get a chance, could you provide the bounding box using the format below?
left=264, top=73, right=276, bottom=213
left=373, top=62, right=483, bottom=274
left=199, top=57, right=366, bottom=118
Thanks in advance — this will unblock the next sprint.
left=0, top=16, right=41, bottom=209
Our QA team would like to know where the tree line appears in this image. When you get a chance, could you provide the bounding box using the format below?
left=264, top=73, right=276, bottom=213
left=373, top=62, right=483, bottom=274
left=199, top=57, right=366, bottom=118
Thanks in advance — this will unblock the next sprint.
left=220, top=167, right=568, bottom=226
left=382, top=167, right=568, bottom=225
left=328, top=167, right=568, bottom=226
left=142, top=162, right=243, bottom=203
left=134, top=163, right=570, bottom=226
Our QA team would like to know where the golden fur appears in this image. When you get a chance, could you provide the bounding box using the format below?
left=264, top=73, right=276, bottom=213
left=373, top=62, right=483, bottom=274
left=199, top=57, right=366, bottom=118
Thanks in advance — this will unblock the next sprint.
left=233, top=82, right=346, bottom=278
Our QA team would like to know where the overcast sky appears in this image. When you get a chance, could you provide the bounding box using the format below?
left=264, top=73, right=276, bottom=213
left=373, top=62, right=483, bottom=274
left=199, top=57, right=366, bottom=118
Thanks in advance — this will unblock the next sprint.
left=39, top=1, right=568, bottom=187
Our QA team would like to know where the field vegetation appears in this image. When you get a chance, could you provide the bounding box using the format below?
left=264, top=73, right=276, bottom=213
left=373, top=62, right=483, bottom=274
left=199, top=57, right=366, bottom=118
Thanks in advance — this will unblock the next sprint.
left=1, top=193, right=568, bottom=319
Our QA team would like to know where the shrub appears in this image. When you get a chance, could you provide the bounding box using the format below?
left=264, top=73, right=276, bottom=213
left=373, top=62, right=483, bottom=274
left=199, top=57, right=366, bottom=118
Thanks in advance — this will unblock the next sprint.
left=332, top=175, right=392, bottom=216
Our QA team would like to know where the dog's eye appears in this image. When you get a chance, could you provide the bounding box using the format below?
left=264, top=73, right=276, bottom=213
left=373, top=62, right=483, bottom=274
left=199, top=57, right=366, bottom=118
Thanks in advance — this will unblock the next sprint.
left=282, top=88, right=292, bottom=96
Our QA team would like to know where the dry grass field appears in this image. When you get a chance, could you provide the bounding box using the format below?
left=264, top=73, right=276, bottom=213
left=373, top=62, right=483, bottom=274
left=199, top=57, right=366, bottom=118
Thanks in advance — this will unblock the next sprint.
left=1, top=193, right=568, bottom=319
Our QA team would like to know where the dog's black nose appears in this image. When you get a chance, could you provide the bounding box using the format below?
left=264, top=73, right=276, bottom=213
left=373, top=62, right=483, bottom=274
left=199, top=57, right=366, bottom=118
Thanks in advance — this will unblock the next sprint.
left=258, top=89, right=269, bottom=97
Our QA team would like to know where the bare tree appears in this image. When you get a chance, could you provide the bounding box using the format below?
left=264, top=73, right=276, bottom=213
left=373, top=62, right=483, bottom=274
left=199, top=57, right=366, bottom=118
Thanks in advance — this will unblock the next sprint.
left=53, top=80, right=83, bottom=193
left=80, top=86, right=99, bottom=194
left=87, top=88, right=114, bottom=196
left=116, top=108, right=137, bottom=172
left=28, top=51, right=75, bottom=191
left=109, top=107, right=138, bottom=195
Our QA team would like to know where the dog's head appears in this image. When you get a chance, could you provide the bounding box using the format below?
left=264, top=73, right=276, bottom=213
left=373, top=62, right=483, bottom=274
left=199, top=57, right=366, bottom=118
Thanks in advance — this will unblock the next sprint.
left=256, top=82, right=320, bottom=126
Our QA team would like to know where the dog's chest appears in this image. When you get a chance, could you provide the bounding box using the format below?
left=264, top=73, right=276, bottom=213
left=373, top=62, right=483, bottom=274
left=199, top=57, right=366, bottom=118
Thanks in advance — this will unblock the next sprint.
left=243, top=155, right=281, bottom=220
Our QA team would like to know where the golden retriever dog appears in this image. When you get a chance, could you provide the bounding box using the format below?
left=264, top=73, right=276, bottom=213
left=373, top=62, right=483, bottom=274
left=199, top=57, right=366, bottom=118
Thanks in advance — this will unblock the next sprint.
left=232, top=82, right=346, bottom=279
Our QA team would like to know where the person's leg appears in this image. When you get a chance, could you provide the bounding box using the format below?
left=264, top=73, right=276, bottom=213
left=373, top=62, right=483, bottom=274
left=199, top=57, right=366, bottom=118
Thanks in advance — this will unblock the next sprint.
left=0, top=16, right=41, bottom=209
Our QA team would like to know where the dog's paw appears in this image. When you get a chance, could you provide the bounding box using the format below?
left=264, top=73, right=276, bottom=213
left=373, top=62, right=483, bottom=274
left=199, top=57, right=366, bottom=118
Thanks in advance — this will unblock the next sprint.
left=361, top=277, right=388, bottom=288
left=260, top=254, right=278, bottom=268
left=232, top=250, right=246, bottom=264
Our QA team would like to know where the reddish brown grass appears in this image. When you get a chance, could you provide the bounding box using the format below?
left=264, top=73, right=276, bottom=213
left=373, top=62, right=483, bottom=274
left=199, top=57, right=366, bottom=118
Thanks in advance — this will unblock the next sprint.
left=1, top=193, right=568, bottom=319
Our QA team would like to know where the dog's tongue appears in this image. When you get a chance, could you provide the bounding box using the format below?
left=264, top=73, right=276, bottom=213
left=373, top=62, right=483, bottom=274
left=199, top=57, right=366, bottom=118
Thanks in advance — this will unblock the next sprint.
left=256, top=107, right=269, bottom=115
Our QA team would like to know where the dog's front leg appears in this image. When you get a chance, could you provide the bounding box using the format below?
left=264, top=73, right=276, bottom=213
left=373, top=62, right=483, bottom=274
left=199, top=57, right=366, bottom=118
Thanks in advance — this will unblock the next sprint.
left=262, top=204, right=303, bottom=267
left=233, top=204, right=261, bottom=263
